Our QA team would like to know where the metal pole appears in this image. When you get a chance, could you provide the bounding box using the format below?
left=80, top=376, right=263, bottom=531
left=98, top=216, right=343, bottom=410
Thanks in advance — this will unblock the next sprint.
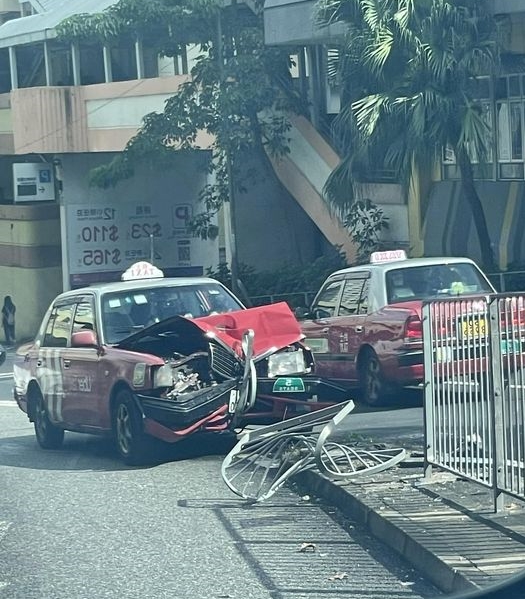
left=217, top=8, right=240, bottom=296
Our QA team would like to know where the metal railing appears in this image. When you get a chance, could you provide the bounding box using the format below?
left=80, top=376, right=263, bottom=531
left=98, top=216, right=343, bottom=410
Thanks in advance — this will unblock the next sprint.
left=486, top=270, right=525, bottom=293
left=248, top=291, right=316, bottom=309
left=423, top=294, right=525, bottom=511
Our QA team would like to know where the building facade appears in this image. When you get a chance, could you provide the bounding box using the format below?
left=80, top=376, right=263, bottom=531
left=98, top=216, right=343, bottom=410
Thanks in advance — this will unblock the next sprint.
left=0, top=0, right=338, bottom=341
left=264, top=0, right=525, bottom=272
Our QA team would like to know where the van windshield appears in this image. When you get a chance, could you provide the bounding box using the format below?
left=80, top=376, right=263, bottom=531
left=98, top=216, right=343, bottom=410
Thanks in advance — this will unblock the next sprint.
left=386, top=263, right=493, bottom=304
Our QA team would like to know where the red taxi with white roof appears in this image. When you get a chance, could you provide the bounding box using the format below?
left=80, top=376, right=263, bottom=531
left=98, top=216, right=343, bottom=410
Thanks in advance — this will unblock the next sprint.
left=299, top=250, right=495, bottom=405
left=14, top=262, right=346, bottom=464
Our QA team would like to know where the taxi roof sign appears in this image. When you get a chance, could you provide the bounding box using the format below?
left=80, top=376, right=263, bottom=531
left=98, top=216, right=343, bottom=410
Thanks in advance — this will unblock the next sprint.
left=121, top=261, right=164, bottom=281
left=370, top=249, right=407, bottom=264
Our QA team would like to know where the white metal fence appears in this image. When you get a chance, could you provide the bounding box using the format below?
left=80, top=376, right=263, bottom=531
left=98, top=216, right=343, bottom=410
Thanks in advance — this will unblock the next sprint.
left=423, top=294, right=525, bottom=511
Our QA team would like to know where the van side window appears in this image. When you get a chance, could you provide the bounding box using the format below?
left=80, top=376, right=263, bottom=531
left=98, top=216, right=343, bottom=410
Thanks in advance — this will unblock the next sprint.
left=43, top=304, right=74, bottom=347
left=73, top=302, right=96, bottom=334
left=311, top=280, right=344, bottom=318
left=358, top=278, right=370, bottom=314
left=338, top=278, right=367, bottom=316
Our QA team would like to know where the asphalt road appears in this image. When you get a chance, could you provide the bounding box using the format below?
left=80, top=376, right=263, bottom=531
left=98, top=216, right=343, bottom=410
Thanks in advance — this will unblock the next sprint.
left=0, top=360, right=439, bottom=599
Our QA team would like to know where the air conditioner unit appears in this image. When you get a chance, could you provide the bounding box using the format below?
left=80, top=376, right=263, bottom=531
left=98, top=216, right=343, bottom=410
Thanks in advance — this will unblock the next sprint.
left=13, top=163, right=55, bottom=203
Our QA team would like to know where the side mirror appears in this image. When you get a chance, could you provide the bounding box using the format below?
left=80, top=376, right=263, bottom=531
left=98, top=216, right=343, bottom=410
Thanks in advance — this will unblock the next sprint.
left=71, top=329, right=98, bottom=348
left=294, top=306, right=310, bottom=319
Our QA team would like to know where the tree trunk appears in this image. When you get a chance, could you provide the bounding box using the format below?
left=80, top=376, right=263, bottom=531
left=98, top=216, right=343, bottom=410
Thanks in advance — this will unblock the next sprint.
left=455, top=146, right=496, bottom=270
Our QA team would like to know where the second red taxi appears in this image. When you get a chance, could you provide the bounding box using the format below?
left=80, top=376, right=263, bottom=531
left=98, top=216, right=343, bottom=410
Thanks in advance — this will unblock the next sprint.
left=298, top=250, right=495, bottom=405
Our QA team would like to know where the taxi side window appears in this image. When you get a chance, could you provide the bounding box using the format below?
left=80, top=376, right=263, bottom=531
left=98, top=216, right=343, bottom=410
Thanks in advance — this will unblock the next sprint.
left=73, top=302, right=95, bottom=333
left=358, top=278, right=370, bottom=315
left=43, top=304, right=74, bottom=347
left=338, top=278, right=367, bottom=316
left=311, top=279, right=344, bottom=318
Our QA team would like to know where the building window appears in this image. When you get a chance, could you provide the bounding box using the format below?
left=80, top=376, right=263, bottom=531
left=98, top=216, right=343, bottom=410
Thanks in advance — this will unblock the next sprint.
left=496, top=74, right=525, bottom=180
left=442, top=74, right=525, bottom=181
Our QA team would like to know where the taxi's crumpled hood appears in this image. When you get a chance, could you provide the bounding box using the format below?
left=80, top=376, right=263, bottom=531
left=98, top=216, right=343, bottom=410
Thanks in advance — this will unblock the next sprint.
left=115, top=301, right=304, bottom=359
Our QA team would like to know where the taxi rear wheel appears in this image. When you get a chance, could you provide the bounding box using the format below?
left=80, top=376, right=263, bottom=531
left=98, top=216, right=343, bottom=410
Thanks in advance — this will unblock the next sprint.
left=33, top=391, right=64, bottom=449
left=360, top=351, right=387, bottom=407
left=112, top=389, right=149, bottom=465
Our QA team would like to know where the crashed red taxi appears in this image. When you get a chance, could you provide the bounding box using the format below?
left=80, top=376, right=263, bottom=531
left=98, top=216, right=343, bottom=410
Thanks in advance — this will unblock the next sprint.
left=14, top=275, right=347, bottom=464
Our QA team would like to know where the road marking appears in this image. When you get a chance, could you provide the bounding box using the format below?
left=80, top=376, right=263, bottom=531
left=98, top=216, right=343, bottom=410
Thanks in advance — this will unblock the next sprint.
left=0, top=373, right=13, bottom=380
left=0, top=400, right=17, bottom=407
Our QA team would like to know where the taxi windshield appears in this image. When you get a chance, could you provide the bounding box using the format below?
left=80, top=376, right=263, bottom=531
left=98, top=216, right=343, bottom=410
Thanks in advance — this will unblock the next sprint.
left=101, top=283, right=243, bottom=343
left=386, top=263, right=493, bottom=304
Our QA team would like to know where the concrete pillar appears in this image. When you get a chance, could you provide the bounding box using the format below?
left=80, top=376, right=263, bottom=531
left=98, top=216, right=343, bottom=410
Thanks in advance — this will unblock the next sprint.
left=135, top=38, right=144, bottom=79
left=71, top=43, right=81, bottom=85
left=407, top=157, right=425, bottom=257
left=8, top=46, right=17, bottom=89
left=44, top=40, right=52, bottom=86
left=103, top=45, right=113, bottom=82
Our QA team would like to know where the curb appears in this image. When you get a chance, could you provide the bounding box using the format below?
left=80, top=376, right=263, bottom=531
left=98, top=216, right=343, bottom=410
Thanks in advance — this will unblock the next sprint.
left=297, top=470, right=479, bottom=595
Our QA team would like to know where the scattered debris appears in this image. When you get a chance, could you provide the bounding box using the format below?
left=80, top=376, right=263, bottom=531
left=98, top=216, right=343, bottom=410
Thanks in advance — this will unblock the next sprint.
left=222, top=401, right=407, bottom=503
left=328, top=572, right=348, bottom=581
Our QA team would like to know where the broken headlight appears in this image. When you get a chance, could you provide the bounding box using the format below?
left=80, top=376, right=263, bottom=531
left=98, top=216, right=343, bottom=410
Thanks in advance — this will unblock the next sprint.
left=267, top=348, right=307, bottom=378
left=154, top=363, right=174, bottom=388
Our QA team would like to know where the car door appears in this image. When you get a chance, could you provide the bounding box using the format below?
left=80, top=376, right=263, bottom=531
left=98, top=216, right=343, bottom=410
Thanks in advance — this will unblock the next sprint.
left=300, top=277, right=345, bottom=378
left=38, top=302, right=75, bottom=424
left=328, top=274, right=370, bottom=385
left=60, top=298, right=102, bottom=428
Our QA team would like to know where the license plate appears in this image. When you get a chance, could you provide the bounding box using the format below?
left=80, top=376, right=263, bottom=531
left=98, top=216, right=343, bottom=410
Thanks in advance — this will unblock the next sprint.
left=501, top=339, right=521, bottom=355
left=272, top=377, right=305, bottom=393
left=461, top=317, right=486, bottom=338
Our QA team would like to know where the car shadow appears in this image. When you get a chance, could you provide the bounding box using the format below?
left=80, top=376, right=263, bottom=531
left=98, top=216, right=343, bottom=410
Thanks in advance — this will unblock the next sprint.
left=0, top=431, right=239, bottom=472
left=351, top=388, right=424, bottom=414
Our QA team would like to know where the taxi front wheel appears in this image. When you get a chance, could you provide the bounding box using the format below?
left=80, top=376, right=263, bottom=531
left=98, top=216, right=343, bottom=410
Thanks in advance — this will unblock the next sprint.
left=112, top=389, right=150, bottom=465
left=34, top=392, right=64, bottom=449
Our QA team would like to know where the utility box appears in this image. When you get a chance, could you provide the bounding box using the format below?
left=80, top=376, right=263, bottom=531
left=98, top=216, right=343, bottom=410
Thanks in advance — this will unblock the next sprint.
left=13, top=163, right=55, bottom=203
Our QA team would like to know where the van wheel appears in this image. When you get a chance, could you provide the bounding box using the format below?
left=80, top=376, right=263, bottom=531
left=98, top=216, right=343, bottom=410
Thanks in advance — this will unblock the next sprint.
left=34, top=391, right=64, bottom=449
left=360, top=351, right=387, bottom=407
left=112, top=389, right=150, bottom=465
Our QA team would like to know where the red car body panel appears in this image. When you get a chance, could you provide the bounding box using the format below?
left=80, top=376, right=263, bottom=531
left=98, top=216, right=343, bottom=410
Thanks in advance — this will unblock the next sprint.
left=192, top=302, right=304, bottom=359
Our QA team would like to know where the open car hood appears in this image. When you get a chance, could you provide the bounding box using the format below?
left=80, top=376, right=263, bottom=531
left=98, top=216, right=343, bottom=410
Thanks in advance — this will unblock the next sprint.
left=115, top=302, right=304, bottom=359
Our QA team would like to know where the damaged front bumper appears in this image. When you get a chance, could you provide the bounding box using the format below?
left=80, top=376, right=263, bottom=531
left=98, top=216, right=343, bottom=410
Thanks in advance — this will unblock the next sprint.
left=135, top=379, right=236, bottom=442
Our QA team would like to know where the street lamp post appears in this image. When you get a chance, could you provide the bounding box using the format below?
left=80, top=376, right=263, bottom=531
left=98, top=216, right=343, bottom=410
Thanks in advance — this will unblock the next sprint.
left=217, top=5, right=240, bottom=297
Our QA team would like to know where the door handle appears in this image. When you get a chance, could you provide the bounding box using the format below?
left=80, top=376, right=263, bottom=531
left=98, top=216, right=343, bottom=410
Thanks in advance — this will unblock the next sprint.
left=63, top=359, right=71, bottom=368
left=355, top=326, right=364, bottom=333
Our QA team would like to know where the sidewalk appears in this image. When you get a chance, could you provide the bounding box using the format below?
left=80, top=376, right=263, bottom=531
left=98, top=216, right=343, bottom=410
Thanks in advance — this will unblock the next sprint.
left=298, top=455, right=525, bottom=596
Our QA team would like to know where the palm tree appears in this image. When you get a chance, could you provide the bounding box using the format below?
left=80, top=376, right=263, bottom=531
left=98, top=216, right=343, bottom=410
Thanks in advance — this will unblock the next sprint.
left=316, top=0, right=499, bottom=269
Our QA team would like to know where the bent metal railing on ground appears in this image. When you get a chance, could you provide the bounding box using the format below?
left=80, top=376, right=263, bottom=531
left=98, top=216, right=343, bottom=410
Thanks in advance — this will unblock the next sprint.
left=222, top=400, right=406, bottom=503
left=423, top=294, right=525, bottom=511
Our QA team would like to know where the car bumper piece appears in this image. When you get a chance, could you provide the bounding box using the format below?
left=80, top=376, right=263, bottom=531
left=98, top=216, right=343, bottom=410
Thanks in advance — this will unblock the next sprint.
left=136, top=379, right=237, bottom=428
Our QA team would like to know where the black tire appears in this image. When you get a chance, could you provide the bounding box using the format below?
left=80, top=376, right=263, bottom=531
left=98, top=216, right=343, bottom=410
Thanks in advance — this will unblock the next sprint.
left=33, top=391, right=64, bottom=449
left=359, top=350, right=388, bottom=407
left=112, top=389, right=150, bottom=465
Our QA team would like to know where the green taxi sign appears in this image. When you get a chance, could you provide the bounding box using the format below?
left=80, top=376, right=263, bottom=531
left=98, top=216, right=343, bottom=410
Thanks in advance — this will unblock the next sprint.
left=272, top=377, right=305, bottom=393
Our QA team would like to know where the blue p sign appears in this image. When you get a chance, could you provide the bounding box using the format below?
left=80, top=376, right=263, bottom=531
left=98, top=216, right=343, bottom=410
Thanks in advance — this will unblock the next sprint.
left=173, top=205, right=191, bottom=227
